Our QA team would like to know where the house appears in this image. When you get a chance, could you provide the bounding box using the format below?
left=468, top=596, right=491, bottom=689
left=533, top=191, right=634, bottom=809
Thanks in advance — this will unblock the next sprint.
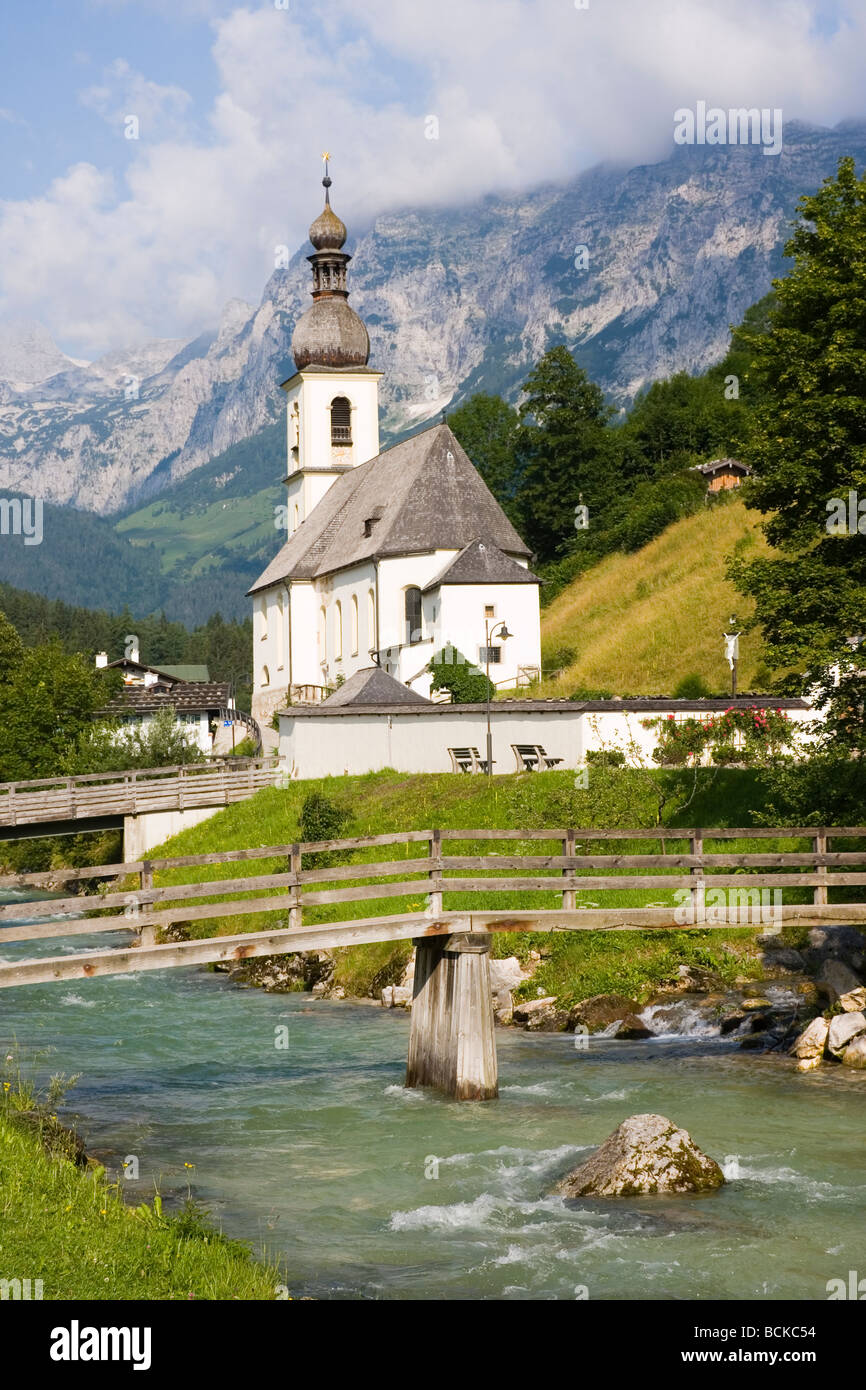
left=94, top=648, right=257, bottom=755
left=248, top=168, right=542, bottom=732
left=691, top=458, right=752, bottom=493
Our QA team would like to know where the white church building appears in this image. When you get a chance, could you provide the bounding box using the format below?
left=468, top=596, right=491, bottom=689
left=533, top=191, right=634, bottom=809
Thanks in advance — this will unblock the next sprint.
left=248, top=170, right=542, bottom=729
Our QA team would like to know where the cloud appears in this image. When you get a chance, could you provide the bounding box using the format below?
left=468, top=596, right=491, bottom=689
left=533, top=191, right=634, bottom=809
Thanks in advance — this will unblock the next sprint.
left=1, top=0, right=865, bottom=356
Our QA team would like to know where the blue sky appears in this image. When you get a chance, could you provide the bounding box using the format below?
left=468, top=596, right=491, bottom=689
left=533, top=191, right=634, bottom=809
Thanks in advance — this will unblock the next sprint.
left=0, top=0, right=864, bottom=359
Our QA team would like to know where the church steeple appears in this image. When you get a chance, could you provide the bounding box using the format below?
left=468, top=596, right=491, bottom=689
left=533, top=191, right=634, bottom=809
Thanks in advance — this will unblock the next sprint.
left=291, top=156, right=370, bottom=370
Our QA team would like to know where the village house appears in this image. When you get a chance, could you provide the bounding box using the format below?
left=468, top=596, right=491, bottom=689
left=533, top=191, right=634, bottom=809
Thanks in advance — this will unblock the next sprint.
left=94, top=645, right=254, bottom=756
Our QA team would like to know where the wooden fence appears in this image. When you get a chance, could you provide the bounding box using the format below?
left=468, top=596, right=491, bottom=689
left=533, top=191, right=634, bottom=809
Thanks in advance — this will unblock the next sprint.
left=1, top=826, right=865, bottom=989
left=0, top=757, right=279, bottom=829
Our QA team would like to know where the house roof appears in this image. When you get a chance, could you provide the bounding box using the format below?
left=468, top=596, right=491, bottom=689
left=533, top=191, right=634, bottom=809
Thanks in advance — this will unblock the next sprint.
left=423, top=539, right=540, bottom=591
left=321, top=666, right=431, bottom=707
left=99, top=681, right=231, bottom=716
left=106, top=658, right=211, bottom=684
left=248, top=422, right=532, bottom=594
left=691, top=458, right=751, bottom=477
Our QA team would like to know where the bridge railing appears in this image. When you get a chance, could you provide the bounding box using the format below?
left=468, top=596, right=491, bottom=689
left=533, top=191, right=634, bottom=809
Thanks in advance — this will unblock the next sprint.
left=1, top=826, right=865, bottom=989
left=0, top=756, right=279, bottom=826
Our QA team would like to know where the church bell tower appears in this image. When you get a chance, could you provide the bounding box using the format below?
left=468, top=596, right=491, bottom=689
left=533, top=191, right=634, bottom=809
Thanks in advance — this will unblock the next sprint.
left=281, top=157, right=382, bottom=533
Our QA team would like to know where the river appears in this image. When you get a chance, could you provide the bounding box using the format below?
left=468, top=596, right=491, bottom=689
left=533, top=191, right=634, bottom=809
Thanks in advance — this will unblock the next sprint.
left=2, top=890, right=864, bottom=1301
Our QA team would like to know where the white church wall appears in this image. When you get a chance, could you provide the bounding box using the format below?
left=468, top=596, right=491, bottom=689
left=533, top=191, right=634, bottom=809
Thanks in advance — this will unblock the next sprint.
left=437, top=583, right=542, bottom=691
left=287, top=370, right=382, bottom=479
left=312, top=562, right=377, bottom=688
left=277, top=700, right=819, bottom=780
left=278, top=707, right=583, bottom=780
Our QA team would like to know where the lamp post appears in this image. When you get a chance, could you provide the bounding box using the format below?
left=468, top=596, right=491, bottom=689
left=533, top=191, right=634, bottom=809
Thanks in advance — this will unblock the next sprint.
left=723, top=616, right=740, bottom=698
left=484, top=619, right=512, bottom=775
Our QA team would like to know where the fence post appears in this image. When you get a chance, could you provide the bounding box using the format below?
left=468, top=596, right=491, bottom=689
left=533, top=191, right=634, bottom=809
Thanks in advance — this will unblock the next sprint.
left=814, top=831, right=828, bottom=907
left=289, top=843, right=302, bottom=930
left=562, top=829, right=576, bottom=910
left=138, top=860, right=155, bottom=948
left=428, top=829, right=443, bottom=917
left=177, top=766, right=185, bottom=812
left=7, top=782, right=15, bottom=826
left=690, top=830, right=704, bottom=925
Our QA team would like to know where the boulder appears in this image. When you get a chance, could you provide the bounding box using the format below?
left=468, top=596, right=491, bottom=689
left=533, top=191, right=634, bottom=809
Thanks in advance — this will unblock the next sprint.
left=612, top=1013, right=653, bottom=1040
left=489, top=956, right=526, bottom=992
left=380, top=984, right=413, bottom=1009
left=568, top=993, right=641, bottom=1033
left=816, top=960, right=866, bottom=1013
left=827, top=1011, right=866, bottom=1058
left=513, top=996, right=567, bottom=1031
left=672, top=964, right=722, bottom=993
left=760, top=946, right=806, bottom=976
left=796, top=1055, right=823, bottom=1072
left=807, top=926, right=866, bottom=975
left=792, top=1016, right=829, bottom=1060
left=556, top=1114, right=725, bottom=1198
left=841, top=1035, right=866, bottom=1069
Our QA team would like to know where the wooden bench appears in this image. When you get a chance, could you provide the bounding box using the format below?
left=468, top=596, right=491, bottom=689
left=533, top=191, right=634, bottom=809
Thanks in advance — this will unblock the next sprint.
left=448, top=747, right=491, bottom=774
left=512, top=744, right=563, bottom=771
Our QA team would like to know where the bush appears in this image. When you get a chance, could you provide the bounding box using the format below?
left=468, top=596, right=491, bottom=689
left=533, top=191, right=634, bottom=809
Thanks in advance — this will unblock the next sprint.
left=298, top=792, right=353, bottom=866
left=673, top=673, right=713, bottom=699
left=585, top=748, right=626, bottom=766
left=428, top=645, right=495, bottom=703
left=542, top=644, right=577, bottom=674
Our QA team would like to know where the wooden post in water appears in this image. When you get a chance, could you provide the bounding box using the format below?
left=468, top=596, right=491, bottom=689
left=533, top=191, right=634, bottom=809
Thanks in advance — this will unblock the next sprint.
left=406, top=931, right=498, bottom=1101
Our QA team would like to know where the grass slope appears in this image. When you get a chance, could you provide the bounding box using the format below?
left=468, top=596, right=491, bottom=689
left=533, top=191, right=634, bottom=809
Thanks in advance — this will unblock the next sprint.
left=538, top=497, right=773, bottom=696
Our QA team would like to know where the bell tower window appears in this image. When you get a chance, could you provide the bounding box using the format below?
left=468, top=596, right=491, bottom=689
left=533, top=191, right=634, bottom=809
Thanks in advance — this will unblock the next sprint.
left=331, top=396, right=352, bottom=445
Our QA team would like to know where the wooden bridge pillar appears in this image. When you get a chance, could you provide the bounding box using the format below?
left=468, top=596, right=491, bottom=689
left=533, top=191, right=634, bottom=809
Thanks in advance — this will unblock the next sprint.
left=406, top=931, right=498, bottom=1101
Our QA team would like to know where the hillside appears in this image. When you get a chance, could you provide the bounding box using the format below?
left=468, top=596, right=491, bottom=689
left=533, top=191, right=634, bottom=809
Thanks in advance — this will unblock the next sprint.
left=538, top=497, right=772, bottom=696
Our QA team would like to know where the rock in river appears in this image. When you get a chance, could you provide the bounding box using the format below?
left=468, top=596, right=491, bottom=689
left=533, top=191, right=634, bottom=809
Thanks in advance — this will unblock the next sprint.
left=827, top=1011, right=866, bottom=1058
left=556, top=1113, right=725, bottom=1198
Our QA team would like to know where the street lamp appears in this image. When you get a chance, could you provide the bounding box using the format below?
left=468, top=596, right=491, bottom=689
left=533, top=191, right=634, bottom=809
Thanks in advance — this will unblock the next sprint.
left=484, top=619, right=512, bottom=776
left=723, top=616, right=740, bottom=698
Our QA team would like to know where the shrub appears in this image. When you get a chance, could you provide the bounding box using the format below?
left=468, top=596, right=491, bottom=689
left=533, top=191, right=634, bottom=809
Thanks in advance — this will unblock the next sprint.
left=568, top=686, right=614, bottom=701
left=298, top=792, right=353, bottom=866
left=428, top=645, right=495, bottom=703
left=585, top=748, right=626, bottom=766
left=673, top=673, right=713, bottom=699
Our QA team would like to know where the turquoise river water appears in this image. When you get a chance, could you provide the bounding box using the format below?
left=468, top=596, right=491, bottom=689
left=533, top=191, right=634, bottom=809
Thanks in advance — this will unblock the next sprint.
left=2, top=893, right=864, bottom=1300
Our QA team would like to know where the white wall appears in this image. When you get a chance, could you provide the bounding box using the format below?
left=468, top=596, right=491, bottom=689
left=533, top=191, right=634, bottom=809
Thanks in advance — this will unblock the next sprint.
left=278, top=702, right=819, bottom=780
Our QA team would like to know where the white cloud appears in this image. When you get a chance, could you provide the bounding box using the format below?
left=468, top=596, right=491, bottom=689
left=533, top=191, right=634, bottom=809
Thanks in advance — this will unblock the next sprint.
left=1, top=0, right=865, bottom=355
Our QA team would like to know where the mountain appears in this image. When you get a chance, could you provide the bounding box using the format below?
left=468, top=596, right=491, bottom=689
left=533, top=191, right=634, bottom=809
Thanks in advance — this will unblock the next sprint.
left=538, top=497, right=771, bottom=696
left=2, top=122, right=866, bottom=521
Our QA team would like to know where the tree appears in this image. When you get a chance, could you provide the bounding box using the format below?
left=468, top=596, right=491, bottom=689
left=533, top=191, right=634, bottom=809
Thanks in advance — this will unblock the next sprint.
left=0, top=642, right=119, bottom=782
left=515, top=347, right=615, bottom=562
left=61, top=706, right=203, bottom=776
left=448, top=393, right=522, bottom=527
left=0, top=610, right=24, bottom=684
left=428, top=645, right=494, bottom=703
left=729, top=157, right=866, bottom=750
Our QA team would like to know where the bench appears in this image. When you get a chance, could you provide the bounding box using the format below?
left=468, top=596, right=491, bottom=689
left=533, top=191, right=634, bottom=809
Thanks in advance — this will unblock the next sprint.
left=448, top=747, right=491, bottom=774
left=512, top=744, right=564, bottom=771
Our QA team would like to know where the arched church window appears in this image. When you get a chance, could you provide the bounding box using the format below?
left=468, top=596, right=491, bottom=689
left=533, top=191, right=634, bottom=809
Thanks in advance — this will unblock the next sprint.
left=330, top=396, right=352, bottom=445
left=261, top=665, right=270, bottom=687
left=368, top=590, right=376, bottom=652
left=351, top=595, right=359, bottom=656
left=335, top=600, right=343, bottom=660
left=404, top=586, right=422, bottom=645
left=319, top=606, right=326, bottom=658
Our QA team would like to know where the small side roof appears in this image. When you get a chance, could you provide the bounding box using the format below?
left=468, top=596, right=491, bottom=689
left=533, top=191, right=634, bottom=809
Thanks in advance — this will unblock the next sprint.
left=423, top=538, right=540, bottom=591
left=320, top=666, right=431, bottom=707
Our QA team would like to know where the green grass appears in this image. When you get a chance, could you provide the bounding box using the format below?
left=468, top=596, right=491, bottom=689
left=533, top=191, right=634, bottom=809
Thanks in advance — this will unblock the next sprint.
left=0, top=1070, right=283, bottom=1301
left=102, top=767, right=835, bottom=1005
left=537, top=498, right=775, bottom=695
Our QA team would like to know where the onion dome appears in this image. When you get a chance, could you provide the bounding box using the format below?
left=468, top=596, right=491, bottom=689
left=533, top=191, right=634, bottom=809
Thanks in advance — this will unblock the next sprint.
left=291, top=156, right=370, bottom=371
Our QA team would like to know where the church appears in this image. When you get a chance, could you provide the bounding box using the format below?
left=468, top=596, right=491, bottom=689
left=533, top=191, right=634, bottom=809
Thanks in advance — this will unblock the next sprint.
left=248, top=168, right=542, bottom=732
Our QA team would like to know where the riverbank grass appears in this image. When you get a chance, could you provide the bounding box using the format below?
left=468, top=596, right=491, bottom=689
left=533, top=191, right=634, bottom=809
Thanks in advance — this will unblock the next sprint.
left=0, top=1081, right=283, bottom=1300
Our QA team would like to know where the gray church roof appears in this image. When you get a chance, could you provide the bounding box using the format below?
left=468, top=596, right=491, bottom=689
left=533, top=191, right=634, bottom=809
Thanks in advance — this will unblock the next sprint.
left=321, top=666, right=431, bottom=706
left=424, top=539, right=540, bottom=590
left=248, top=423, right=531, bottom=594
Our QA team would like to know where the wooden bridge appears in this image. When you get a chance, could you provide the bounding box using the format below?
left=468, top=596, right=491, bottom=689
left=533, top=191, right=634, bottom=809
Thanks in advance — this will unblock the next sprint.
left=2, top=825, right=864, bottom=1100
left=0, top=757, right=279, bottom=855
